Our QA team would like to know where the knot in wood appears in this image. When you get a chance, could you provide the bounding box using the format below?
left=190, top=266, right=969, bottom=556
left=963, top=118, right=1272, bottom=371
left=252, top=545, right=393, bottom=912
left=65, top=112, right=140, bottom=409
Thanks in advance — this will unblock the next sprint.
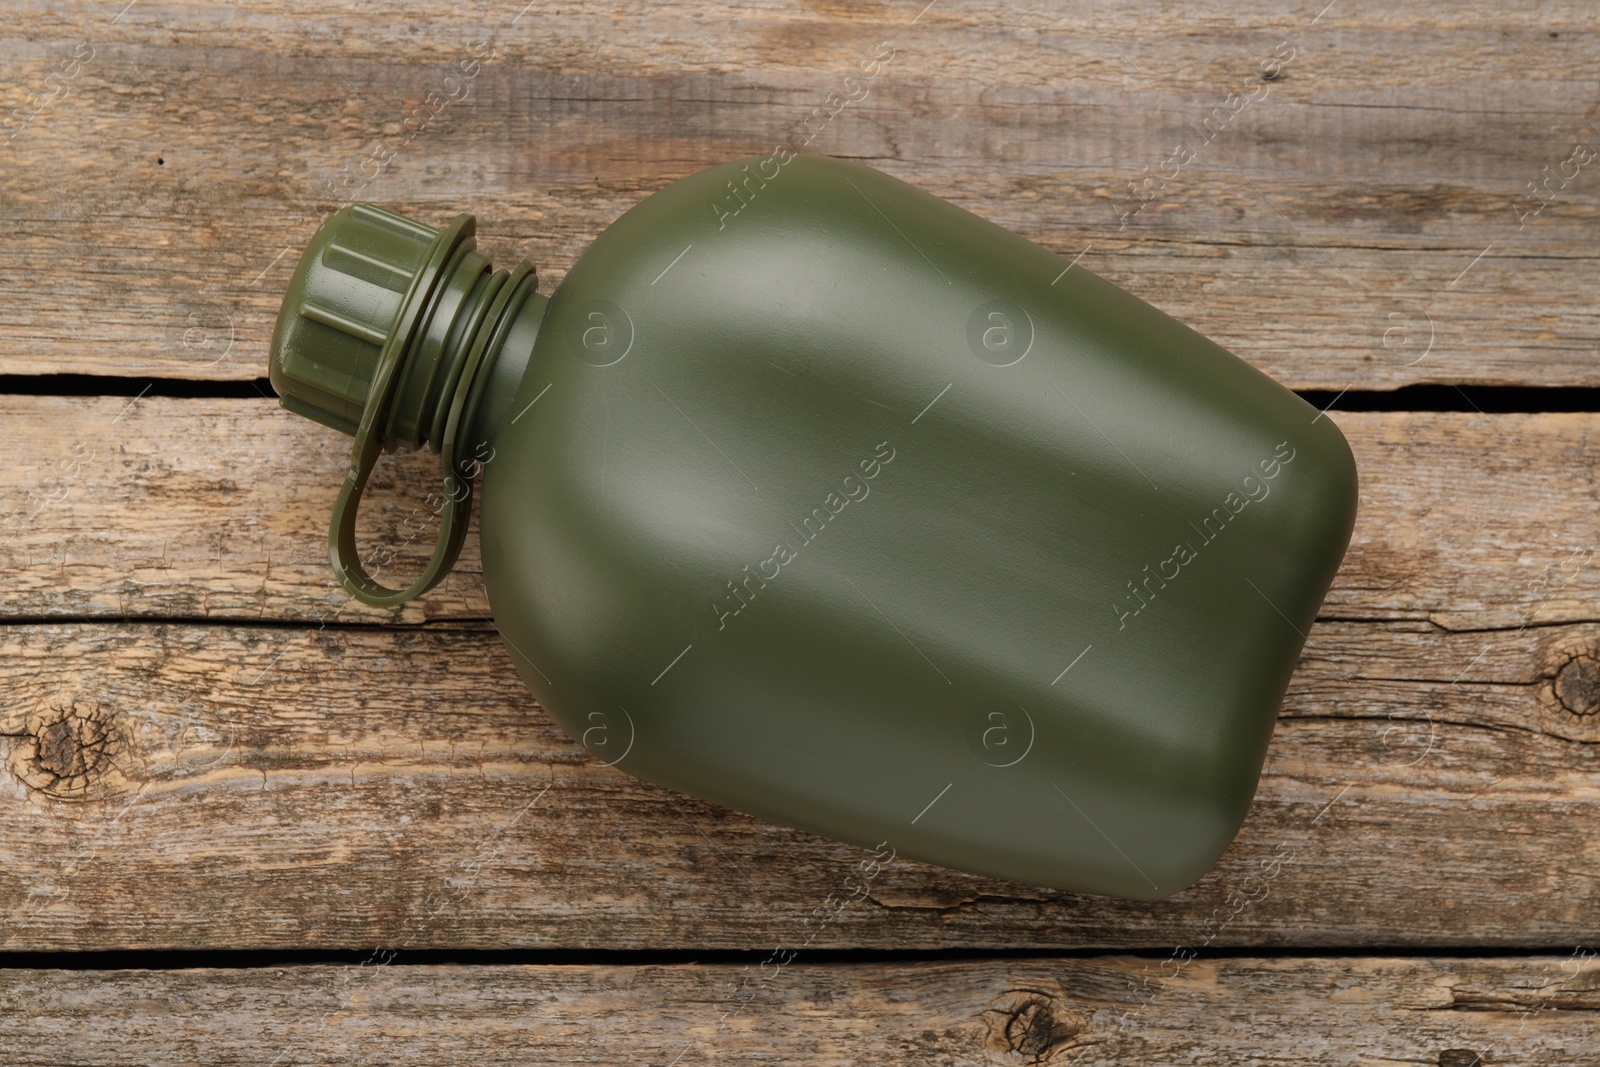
left=9, top=702, right=123, bottom=799
left=1552, top=653, right=1600, bottom=717
left=986, top=990, right=1083, bottom=1064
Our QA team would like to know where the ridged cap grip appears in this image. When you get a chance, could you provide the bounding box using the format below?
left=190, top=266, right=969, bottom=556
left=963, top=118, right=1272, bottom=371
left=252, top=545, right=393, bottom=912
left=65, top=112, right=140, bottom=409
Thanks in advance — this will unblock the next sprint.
left=268, top=204, right=440, bottom=437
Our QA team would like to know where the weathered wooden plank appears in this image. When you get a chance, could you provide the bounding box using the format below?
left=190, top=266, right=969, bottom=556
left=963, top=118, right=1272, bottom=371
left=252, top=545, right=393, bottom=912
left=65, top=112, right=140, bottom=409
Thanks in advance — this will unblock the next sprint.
left=0, top=608, right=1597, bottom=951
left=1, top=396, right=492, bottom=625
left=3, top=957, right=1596, bottom=1065
left=1, top=2, right=1596, bottom=388
left=7, top=397, right=1600, bottom=631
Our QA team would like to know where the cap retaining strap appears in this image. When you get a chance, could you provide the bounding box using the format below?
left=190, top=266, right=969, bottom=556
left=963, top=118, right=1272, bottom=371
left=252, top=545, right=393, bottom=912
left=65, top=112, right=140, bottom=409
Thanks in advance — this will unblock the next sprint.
left=328, top=213, right=477, bottom=608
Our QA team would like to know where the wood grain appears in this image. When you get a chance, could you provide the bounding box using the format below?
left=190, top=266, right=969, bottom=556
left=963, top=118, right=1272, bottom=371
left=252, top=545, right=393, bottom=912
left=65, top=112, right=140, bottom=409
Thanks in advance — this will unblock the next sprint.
left=1, top=604, right=1599, bottom=950
left=1, top=2, right=1596, bottom=388
left=8, top=397, right=1600, bottom=630
left=1, top=395, right=492, bottom=625
left=3, top=957, right=1597, bottom=1065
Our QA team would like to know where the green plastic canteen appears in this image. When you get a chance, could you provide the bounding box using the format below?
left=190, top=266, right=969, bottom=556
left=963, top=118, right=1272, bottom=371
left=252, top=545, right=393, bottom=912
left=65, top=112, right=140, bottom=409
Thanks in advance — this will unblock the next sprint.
left=268, top=153, right=1357, bottom=901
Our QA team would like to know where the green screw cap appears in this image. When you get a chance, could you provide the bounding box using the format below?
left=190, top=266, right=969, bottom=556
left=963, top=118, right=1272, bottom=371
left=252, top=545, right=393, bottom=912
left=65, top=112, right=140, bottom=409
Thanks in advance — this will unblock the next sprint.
left=269, top=202, right=541, bottom=608
left=269, top=203, right=453, bottom=437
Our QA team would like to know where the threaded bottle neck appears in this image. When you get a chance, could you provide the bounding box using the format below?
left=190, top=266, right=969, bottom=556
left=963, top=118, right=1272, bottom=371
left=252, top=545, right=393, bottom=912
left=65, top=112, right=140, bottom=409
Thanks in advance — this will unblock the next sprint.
left=384, top=256, right=541, bottom=470
left=388, top=250, right=498, bottom=450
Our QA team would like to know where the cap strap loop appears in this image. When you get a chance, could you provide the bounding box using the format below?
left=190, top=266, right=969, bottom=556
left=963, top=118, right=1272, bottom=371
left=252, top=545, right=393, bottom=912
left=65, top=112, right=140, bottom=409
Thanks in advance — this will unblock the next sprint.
left=327, top=214, right=476, bottom=608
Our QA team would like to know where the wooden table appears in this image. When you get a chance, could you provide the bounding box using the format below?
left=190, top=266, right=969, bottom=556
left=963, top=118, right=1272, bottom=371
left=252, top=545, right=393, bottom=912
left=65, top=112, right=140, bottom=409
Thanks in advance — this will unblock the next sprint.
left=3, top=1, right=1598, bottom=1062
